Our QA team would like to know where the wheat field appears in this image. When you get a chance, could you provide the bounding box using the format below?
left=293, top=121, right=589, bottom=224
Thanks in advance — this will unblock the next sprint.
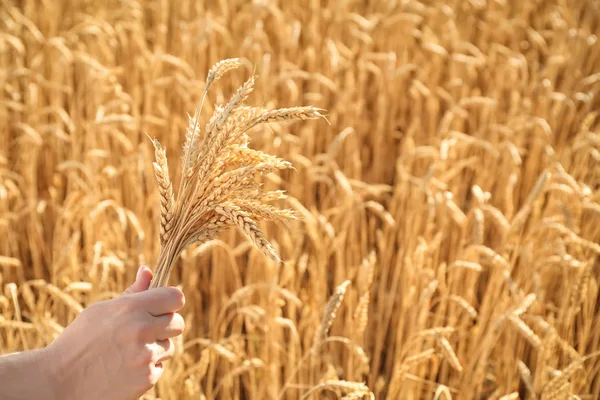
left=2, top=0, right=600, bottom=399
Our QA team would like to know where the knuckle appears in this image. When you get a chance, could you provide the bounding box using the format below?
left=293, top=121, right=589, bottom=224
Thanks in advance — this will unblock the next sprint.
left=139, top=344, right=154, bottom=364
left=117, top=295, right=137, bottom=313
left=80, top=300, right=112, bottom=321
left=133, top=319, right=151, bottom=342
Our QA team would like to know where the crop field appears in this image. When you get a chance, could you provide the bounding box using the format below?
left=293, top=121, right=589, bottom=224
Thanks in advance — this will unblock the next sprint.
left=1, top=0, right=600, bottom=399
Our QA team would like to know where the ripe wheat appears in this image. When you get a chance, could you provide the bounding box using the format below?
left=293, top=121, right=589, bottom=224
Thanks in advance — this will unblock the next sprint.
left=147, top=59, right=324, bottom=288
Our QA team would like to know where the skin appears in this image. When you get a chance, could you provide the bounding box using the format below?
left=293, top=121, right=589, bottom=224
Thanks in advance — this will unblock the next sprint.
left=0, top=266, right=185, bottom=400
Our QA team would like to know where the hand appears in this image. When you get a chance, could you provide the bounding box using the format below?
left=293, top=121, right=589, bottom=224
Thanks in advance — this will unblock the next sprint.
left=44, top=266, right=185, bottom=400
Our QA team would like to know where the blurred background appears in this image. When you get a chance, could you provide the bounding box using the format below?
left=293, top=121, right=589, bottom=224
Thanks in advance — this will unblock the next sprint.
left=1, top=0, right=600, bottom=399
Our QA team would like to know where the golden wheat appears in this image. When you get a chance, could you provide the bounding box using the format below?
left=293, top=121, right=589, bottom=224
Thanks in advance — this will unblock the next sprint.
left=147, top=61, right=324, bottom=288
left=2, top=0, right=600, bottom=399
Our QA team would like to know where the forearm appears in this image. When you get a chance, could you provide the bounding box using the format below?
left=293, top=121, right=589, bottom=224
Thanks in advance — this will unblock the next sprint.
left=0, top=348, right=58, bottom=400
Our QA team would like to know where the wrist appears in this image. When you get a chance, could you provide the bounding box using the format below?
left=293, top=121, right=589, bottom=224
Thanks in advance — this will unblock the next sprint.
left=0, top=347, right=60, bottom=400
left=41, top=343, right=72, bottom=400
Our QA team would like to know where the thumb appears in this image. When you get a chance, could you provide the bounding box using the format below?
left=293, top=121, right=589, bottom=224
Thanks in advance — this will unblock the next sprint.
left=123, top=266, right=153, bottom=295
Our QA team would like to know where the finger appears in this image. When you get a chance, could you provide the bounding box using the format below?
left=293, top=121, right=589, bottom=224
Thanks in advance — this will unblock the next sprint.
left=149, top=362, right=164, bottom=386
left=135, top=287, right=185, bottom=316
left=123, top=266, right=153, bottom=295
left=153, top=339, right=174, bottom=364
left=151, top=312, right=185, bottom=339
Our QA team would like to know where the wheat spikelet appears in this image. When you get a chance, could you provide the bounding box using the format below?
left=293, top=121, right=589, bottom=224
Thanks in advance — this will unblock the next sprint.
left=433, top=385, right=453, bottom=400
left=517, top=360, right=535, bottom=397
left=214, top=206, right=279, bottom=262
left=510, top=170, right=551, bottom=232
left=257, top=106, right=326, bottom=123
left=498, top=393, right=519, bottom=400
left=416, top=327, right=456, bottom=338
left=210, top=343, right=239, bottom=362
left=313, top=280, right=351, bottom=349
left=248, top=190, right=288, bottom=202
left=541, top=359, right=584, bottom=400
left=436, top=335, right=463, bottom=372
left=225, top=106, right=326, bottom=146
left=362, top=251, right=376, bottom=287
left=228, top=200, right=299, bottom=221
left=481, top=204, right=510, bottom=236
left=448, top=295, right=478, bottom=319
left=468, top=245, right=510, bottom=269
left=539, top=222, right=600, bottom=254
left=404, top=349, right=436, bottom=366
left=353, top=292, right=370, bottom=337
left=341, top=392, right=374, bottom=400
left=301, top=380, right=371, bottom=400
left=448, top=260, right=483, bottom=272
left=508, top=315, right=542, bottom=348
left=444, top=192, right=468, bottom=226
left=180, top=114, right=204, bottom=182
left=184, top=215, right=232, bottom=248
left=472, top=208, right=485, bottom=245
left=512, top=293, right=536, bottom=317
left=199, top=161, right=290, bottom=211
left=195, top=76, right=258, bottom=188
left=569, top=261, right=592, bottom=312
left=217, top=107, right=265, bottom=150
left=5, top=283, right=27, bottom=348
left=224, top=145, right=277, bottom=167
left=147, top=135, right=175, bottom=244
left=353, top=251, right=376, bottom=338
left=0, top=256, right=21, bottom=268
left=207, top=58, right=242, bottom=84
left=181, top=58, right=241, bottom=178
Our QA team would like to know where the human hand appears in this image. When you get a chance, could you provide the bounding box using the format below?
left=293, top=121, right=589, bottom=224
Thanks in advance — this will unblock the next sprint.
left=44, top=266, right=185, bottom=400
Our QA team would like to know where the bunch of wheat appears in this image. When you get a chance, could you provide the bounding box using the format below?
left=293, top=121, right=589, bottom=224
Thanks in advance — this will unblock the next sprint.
left=147, top=58, right=324, bottom=288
